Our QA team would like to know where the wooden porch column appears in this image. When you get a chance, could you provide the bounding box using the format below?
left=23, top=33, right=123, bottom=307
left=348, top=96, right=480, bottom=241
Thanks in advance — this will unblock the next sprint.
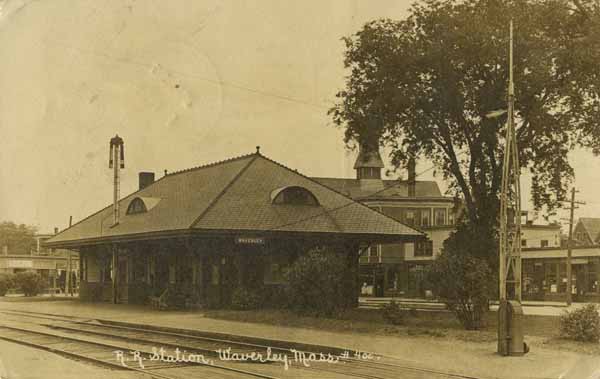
left=79, top=250, right=83, bottom=293
left=112, top=246, right=118, bottom=304
left=346, top=242, right=361, bottom=308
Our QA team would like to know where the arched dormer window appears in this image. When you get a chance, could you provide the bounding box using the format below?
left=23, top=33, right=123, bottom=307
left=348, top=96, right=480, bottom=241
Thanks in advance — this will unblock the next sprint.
left=126, top=196, right=161, bottom=215
left=127, top=198, right=147, bottom=214
left=271, top=186, right=319, bottom=206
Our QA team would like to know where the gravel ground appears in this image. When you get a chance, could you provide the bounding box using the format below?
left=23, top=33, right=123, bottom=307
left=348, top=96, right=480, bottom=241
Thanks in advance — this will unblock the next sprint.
left=0, top=339, right=148, bottom=379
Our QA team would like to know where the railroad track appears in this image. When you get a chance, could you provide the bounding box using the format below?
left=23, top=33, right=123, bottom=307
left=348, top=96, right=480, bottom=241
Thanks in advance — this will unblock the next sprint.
left=0, top=309, right=487, bottom=379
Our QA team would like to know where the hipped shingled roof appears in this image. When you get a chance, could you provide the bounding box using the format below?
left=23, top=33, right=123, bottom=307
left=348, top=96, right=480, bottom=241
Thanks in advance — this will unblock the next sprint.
left=45, top=152, right=423, bottom=248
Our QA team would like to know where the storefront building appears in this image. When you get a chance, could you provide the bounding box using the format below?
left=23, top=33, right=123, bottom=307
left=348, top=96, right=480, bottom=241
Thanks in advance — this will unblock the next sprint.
left=522, top=246, right=600, bottom=302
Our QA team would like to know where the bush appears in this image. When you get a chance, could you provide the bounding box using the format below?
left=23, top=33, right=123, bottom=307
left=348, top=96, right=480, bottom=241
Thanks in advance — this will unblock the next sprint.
left=14, top=272, right=45, bottom=297
left=231, top=287, right=263, bottom=310
left=381, top=300, right=406, bottom=325
left=559, top=304, right=600, bottom=342
left=0, top=274, right=14, bottom=296
left=428, top=224, right=494, bottom=330
left=285, top=248, right=353, bottom=317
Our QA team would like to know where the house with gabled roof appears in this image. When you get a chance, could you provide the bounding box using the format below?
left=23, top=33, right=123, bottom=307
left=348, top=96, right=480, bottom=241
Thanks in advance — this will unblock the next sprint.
left=573, top=218, right=600, bottom=246
left=312, top=145, right=458, bottom=298
left=45, top=148, right=423, bottom=307
left=313, top=145, right=564, bottom=299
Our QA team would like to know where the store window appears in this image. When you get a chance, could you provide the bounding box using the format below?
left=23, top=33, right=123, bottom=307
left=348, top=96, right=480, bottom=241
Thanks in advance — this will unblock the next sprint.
left=545, top=262, right=558, bottom=293
left=588, top=262, right=598, bottom=293
left=559, top=263, right=567, bottom=293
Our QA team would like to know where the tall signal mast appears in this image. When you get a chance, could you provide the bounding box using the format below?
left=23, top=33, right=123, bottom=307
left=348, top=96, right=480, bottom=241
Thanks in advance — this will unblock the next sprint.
left=499, top=20, right=522, bottom=302
left=109, top=135, right=125, bottom=226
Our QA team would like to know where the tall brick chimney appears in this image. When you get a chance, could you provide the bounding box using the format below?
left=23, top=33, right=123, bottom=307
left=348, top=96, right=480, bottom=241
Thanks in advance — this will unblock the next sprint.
left=139, top=172, right=155, bottom=190
left=408, top=158, right=416, bottom=197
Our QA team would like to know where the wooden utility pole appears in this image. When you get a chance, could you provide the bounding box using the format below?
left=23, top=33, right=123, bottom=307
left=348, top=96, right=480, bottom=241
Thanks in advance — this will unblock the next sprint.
left=564, top=188, right=585, bottom=305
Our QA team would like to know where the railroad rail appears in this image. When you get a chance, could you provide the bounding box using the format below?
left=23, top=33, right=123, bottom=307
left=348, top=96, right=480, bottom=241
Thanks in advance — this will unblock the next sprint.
left=0, top=309, right=486, bottom=379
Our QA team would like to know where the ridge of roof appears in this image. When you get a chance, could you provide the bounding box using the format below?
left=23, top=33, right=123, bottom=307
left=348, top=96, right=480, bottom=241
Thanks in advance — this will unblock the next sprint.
left=188, top=153, right=259, bottom=228
left=257, top=154, right=424, bottom=236
left=311, top=176, right=439, bottom=184
left=165, top=152, right=256, bottom=177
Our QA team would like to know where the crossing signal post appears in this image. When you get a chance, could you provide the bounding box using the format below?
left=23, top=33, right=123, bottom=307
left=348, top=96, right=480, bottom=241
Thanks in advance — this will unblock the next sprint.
left=497, top=20, right=528, bottom=356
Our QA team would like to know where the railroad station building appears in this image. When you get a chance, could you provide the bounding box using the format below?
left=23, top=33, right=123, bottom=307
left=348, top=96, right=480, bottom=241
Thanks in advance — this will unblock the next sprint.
left=44, top=149, right=422, bottom=308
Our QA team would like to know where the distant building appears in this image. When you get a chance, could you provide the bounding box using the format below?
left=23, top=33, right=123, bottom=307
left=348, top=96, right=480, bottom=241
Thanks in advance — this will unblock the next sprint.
left=573, top=218, right=600, bottom=246
left=313, top=146, right=457, bottom=298
left=0, top=232, right=79, bottom=294
left=521, top=217, right=600, bottom=303
left=313, top=145, right=562, bottom=298
left=522, top=246, right=600, bottom=302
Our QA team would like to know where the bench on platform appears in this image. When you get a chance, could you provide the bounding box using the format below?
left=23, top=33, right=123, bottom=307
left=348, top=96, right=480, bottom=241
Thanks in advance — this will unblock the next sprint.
left=149, top=288, right=169, bottom=310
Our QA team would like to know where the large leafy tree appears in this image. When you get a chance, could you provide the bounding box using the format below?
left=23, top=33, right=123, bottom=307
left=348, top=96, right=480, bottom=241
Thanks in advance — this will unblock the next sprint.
left=331, top=0, right=600, bottom=236
left=0, top=222, right=37, bottom=255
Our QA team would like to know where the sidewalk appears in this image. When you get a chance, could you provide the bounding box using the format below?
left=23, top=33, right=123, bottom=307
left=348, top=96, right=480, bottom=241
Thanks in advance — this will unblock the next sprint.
left=360, top=297, right=588, bottom=316
left=0, top=299, right=596, bottom=379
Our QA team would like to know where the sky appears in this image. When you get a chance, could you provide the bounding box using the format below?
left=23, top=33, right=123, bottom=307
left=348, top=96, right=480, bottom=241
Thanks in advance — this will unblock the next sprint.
left=0, top=0, right=598, bottom=233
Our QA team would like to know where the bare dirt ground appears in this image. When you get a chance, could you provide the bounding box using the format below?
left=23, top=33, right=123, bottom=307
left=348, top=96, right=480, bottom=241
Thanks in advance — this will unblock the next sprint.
left=0, top=339, right=148, bottom=379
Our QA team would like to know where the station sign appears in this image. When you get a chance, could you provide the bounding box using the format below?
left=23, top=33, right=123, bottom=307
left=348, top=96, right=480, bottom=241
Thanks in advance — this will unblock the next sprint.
left=235, top=236, right=265, bottom=245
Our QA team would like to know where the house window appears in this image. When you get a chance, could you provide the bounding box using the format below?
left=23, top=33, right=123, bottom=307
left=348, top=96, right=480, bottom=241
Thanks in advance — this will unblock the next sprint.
left=421, top=209, right=430, bottom=227
left=541, top=240, right=549, bottom=248
left=415, top=240, right=433, bottom=257
left=521, top=239, right=527, bottom=247
left=434, top=208, right=446, bottom=226
left=405, top=210, right=415, bottom=226
left=448, top=211, right=455, bottom=225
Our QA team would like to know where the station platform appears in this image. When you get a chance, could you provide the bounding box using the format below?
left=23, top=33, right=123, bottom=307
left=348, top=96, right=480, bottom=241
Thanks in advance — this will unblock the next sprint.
left=0, top=298, right=594, bottom=379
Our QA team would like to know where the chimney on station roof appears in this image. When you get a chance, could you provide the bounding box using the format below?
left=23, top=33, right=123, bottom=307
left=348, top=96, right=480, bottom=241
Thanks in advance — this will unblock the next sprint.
left=138, top=172, right=155, bottom=190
